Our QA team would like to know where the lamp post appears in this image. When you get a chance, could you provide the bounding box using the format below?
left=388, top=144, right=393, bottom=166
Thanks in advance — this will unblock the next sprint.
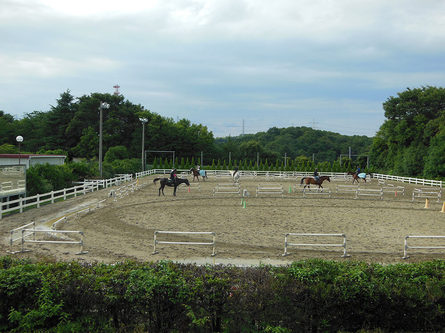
left=16, top=135, right=23, bottom=166
left=139, top=118, right=148, bottom=171
left=98, top=102, right=110, bottom=178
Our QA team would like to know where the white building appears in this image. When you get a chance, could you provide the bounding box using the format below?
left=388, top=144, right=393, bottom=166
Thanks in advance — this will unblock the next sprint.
left=0, top=154, right=66, bottom=169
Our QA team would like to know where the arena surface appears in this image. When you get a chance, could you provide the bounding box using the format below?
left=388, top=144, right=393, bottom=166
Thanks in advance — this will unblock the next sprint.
left=1, top=174, right=444, bottom=265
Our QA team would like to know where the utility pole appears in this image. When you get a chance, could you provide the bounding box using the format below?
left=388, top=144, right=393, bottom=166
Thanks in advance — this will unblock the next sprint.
left=98, top=102, right=110, bottom=178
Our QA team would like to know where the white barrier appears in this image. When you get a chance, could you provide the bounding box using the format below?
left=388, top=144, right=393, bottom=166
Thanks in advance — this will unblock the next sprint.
left=213, top=183, right=241, bottom=197
left=8, top=221, right=36, bottom=254
left=282, top=233, right=349, bottom=257
left=265, top=172, right=290, bottom=180
left=19, top=229, right=87, bottom=255
left=355, top=188, right=383, bottom=200
left=412, top=188, right=442, bottom=202
left=382, top=185, right=405, bottom=197
left=336, top=185, right=359, bottom=194
left=152, top=231, right=216, bottom=256
left=302, top=188, right=331, bottom=198
left=256, top=184, right=284, bottom=197
left=403, top=235, right=445, bottom=259
left=177, top=182, right=200, bottom=192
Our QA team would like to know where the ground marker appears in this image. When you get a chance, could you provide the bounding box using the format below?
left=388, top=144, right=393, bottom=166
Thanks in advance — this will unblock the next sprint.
left=441, top=202, right=445, bottom=213
left=424, top=198, right=429, bottom=209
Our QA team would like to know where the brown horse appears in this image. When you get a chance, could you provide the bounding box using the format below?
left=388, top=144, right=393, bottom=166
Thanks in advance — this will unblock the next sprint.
left=189, top=168, right=207, bottom=181
left=347, top=171, right=369, bottom=184
left=300, top=175, right=330, bottom=189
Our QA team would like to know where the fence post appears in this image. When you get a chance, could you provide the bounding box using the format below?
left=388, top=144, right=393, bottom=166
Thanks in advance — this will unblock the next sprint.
left=36, top=194, right=40, bottom=208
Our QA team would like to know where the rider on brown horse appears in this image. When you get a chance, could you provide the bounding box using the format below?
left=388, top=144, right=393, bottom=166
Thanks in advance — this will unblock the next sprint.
left=313, top=168, right=320, bottom=182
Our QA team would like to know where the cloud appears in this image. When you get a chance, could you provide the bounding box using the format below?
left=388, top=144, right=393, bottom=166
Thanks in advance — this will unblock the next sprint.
left=1, top=0, right=445, bottom=138
left=0, top=54, right=119, bottom=80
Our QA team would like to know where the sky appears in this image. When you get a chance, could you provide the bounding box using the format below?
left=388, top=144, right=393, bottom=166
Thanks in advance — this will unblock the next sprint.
left=1, top=0, right=445, bottom=138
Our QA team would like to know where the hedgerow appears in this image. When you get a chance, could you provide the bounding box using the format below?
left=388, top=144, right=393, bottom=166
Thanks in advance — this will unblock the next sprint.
left=0, top=258, right=443, bottom=332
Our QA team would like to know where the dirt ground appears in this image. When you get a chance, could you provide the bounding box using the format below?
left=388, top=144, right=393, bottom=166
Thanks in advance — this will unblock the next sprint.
left=1, top=175, right=444, bottom=266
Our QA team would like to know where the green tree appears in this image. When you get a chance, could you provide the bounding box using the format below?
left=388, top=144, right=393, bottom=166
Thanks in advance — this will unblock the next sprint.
left=370, top=86, right=445, bottom=177
left=104, top=146, right=129, bottom=163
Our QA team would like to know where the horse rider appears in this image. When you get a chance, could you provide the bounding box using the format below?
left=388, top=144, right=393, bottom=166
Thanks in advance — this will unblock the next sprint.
left=355, top=166, right=361, bottom=176
left=196, top=164, right=200, bottom=171
left=313, top=168, right=320, bottom=182
left=170, top=168, right=177, bottom=184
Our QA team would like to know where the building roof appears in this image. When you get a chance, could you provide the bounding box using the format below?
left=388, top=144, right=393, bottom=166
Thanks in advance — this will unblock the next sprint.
left=0, top=154, right=66, bottom=159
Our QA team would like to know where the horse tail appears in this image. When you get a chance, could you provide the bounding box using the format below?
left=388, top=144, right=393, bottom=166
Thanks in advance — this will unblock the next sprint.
left=153, top=178, right=160, bottom=184
left=300, top=177, right=306, bottom=185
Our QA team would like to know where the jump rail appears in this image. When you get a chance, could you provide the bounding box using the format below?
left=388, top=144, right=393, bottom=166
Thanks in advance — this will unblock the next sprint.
left=412, top=188, right=442, bottom=202
left=282, top=233, right=349, bottom=257
left=355, top=188, right=383, bottom=200
left=152, top=231, right=216, bottom=256
left=256, top=184, right=284, bottom=197
left=19, top=229, right=87, bottom=255
left=7, top=221, right=36, bottom=254
left=403, top=235, right=445, bottom=259
left=302, top=188, right=331, bottom=198
left=213, top=183, right=241, bottom=197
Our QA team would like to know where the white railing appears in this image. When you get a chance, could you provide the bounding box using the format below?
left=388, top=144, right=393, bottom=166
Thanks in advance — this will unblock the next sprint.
left=0, top=174, right=132, bottom=219
left=141, top=169, right=442, bottom=187
left=20, top=229, right=87, bottom=255
left=372, top=173, right=442, bottom=188
left=403, top=235, right=445, bottom=258
left=152, top=231, right=216, bottom=256
left=282, top=233, right=349, bottom=257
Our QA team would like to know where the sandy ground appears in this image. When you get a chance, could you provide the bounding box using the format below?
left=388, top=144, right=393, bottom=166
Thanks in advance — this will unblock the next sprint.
left=1, top=174, right=444, bottom=266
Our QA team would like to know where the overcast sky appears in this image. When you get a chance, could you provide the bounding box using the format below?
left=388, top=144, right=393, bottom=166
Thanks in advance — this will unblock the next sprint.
left=1, top=0, right=445, bottom=138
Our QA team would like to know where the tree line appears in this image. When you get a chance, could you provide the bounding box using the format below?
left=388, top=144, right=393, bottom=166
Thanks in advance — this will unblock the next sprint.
left=0, top=91, right=371, bottom=166
left=1, top=86, right=444, bottom=183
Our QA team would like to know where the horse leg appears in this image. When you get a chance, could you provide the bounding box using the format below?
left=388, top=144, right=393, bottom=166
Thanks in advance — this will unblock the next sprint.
left=173, top=185, right=177, bottom=196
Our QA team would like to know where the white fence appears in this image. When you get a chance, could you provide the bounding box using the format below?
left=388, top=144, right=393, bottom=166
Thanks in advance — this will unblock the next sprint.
left=256, top=184, right=284, bottom=197
left=282, top=233, right=349, bottom=257
left=0, top=174, right=132, bottom=219
left=152, top=231, right=216, bottom=256
left=372, top=173, right=442, bottom=188
left=9, top=226, right=87, bottom=255
left=412, top=188, right=442, bottom=202
left=136, top=169, right=443, bottom=188
left=8, top=221, right=36, bottom=253
left=403, top=235, right=445, bottom=259
left=213, top=183, right=241, bottom=197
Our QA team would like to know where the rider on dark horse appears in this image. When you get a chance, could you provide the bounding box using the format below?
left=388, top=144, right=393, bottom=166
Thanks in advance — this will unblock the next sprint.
left=169, top=168, right=177, bottom=185
left=313, top=168, right=320, bottom=183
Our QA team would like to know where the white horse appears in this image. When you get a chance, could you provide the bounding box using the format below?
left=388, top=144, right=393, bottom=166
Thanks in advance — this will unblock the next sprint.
left=229, top=168, right=240, bottom=182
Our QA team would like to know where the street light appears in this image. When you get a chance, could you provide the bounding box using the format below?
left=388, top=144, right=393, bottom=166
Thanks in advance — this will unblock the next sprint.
left=98, top=102, right=110, bottom=178
left=16, top=135, right=23, bottom=166
left=139, top=118, right=148, bottom=171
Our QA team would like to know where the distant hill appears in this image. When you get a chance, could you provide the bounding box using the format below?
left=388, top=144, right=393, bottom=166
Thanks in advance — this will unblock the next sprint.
left=214, top=126, right=372, bottom=163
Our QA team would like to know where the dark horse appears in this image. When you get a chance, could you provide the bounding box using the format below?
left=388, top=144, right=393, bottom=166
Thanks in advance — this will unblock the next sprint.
left=153, top=177, right=190, bottom=196
left=189, top=168, right=207, bottom=181
left=347, top=171, right=371, bottom=184
left=300, top=175, right=331, bottom=189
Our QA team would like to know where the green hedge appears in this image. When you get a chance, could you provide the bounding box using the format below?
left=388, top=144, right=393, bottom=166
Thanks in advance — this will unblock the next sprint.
left=0, top=257, right=443, bottom=332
